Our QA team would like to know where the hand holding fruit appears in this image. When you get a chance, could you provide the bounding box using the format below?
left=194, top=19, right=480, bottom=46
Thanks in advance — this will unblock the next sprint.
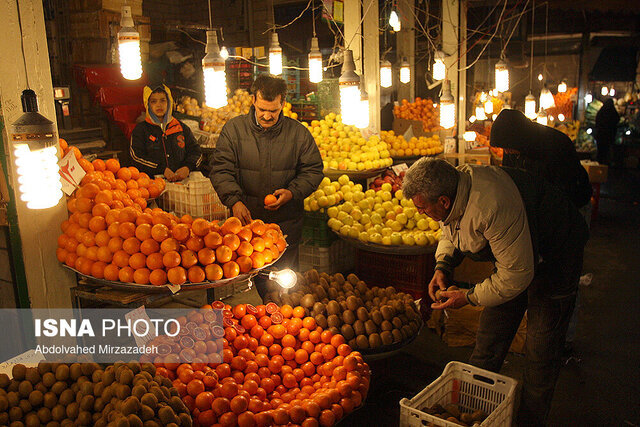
left=164, top=167, right=177, bottom=182
left=428, top=270, right=450, bottom=301
left=174, top=166, right=190, bottom=181
left=232, top=201, right=252, bottom=225
left=265, top=189, right=292, bottom=210
left=431, top=287, right=470, bottom=310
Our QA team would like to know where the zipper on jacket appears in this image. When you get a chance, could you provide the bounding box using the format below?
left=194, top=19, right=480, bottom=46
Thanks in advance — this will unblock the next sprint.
left=161, top=133, right=170, bottom=169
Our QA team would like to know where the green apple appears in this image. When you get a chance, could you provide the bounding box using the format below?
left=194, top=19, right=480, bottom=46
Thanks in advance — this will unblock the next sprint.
left=354, top=184, right=363, bottom=192
left=406, top=219, right=416, bottom=230
left=429, top=220, right=440, bottom=231
left=343, top=191, right=354, bottom=202
left=385, top=211, right=396, bottom=221
left=314, top=189, right=325, bottom=198
left=402, top=234, right=416, bottom=246
left=415, top=233, right=429, bottom=246
left=342, top=216, right=354, bottom=226
left=321, top=177, right=331, bottom=187
left=324, top=185, right=336, bottom=195
left=369, top=233, right=383, bottom=244
left=326, top=194, right=336, bottom=206
left=360, top=213, right=371, bottom=225
left=375, top=208, right=386, bottom=218
left=394, top=205, right=404, bottom=215
left=381, top=201, right=394, bottom=212
left=359, top=232, right=369, bottom=242
left=426, top=231, right=436, bottom=245
left=327, top=206, right=339, bottom=218
left=381, top=183, right=392, bottom=192
left=341, top=201, right=354, bottom=213
left=353, top=191, right=365, bottom=202
left=348, top=227, right=360, bottom=239
left=340, top=225, right=350, bottom=236
left=332, top=181, right=341, bottom=191
left=417, top=218, right=429, bottom=230
left=381, top=236, right=392, bottom=245
left=390, top=221, right=403, bottom=232
left=370, top=213, right=383, bottom=225
left=396, top=213, right=408, bottom=225
left=390, top=232, right=403, bottom=245
left=352, top=223, right=364, bottom=232
left=381, top=227, right=393, bottom=237
left=310, top=200, right=319, bottom=211
left=365, top=189, right=375, bottom=198
left=404, top=207, right=417, bottom=218
left=381, top=191, right=392, bottom=202
left=337, top=211, right=349, bottom=222
left=351, top=209, right=362, bottom=221
left=358, top=199, right=370, bottom=210
left=395, top=189, right=403, bottom=200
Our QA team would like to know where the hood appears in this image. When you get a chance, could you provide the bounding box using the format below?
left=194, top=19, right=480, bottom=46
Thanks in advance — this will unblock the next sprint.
left=143, top=84, right=174, bottom=130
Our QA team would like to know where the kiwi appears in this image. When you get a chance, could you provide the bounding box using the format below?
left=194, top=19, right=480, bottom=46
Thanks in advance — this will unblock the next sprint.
left=158, top=406, right=177, bottom=424
left=364, top=320, right=378, bottom=335
left=355, top=335, right=369, bottom=349
left=94, top=397, right=106, bottom=412
left=368, top=333, right=382, bottom=348
left=371, top=310, right=383, bottom=325
left=314, top=286, right=327, bottom=300
left=80, top=381, right=94, bottom=396
left=326, top=314, right=341, bottom=329
left=169, top=396, right=186, bottom=413
left=149, top=387, right=164, bottom=402
left=12, top=365, right=27, bottom=381
left=344, top=296, right=358, bottom=311
left=140, top=404, right=155, bottom=420
left=356, top=307, right=369, bottom=322
left=7, top=379, right=19, bottom=392
left=392, top=329, right=403, bottom=343
left=122, top=396, right=141, bottom=415
left=140, top=393, right=157, bottom=409
left=326, top=301, right=340, bottom=316
left=119, top=369, right=134, bottom=386
left=342, top=310, right=356, bottom=325
left=0, top=395, right=8, bottom=411
left=18, top=399, right=31, bottom=414
left=8, top=406, right=23, bottom=421
left=132, top=385, right=146, bottom=400
left=25, top=413, right=40, bottom=427
left=328, top=288, right=339, bottom=300
left=460, top=413, right=475, bottom=424
left=0, top=373, right=10, bottom=388
left=301, top=294, right=316, bottom=309
left=43, top=391, right=58, bottom=409
left=102, top=367, right=115, bottom=386
left=392, top=317, right=403, bottom=329
left=315, top=314, right=328, bottom=329
left=27, top=389, right=44, bottom=407
left=353, top=320, right=366, bottom=336
left=37, top=406, right=53, bottom=423
left=128, top=414, right=143, bottom=427
left=343, top=282, right=354, bottom=293
left=178, top=412, right=193, bottom=427
left=80, top=395, right=95, bottom=411
left=65, top=401, right=80, bottom=420
left=380, top=330, right=393, bottom=345
left=17, top=381, right=32, bottom=398
left=54, top=365, right=69, bottom=382
left=7, top=391, right=19, bottom=407
left=340, top=324, right=355, bottom=341
left=24, top=368, right=41, bottom=385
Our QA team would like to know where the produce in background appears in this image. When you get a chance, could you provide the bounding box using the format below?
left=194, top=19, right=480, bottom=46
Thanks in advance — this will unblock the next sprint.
left=369, top=169, right=403, bottom=193
left=303, top=113, right=394, bottom=171
left=304, top=175, right=359, bottom=212
left=57, top=142, right=286, bottom=287
left=382, top=131, right=443, bottom=158
left=546, top=87, right=577, bottom=120
left=157, top=301, right=370, bottom=427
left=393, top=98, right=440, bottom=132
left=265, top=270, right=422, bottom=351
left=421, top=402, right=488, bottom=426
left=328, top=178, right=441, bottom=246
left=554, top=120, right=580, bottom=142
left=0, top=361, right=191, bottom=426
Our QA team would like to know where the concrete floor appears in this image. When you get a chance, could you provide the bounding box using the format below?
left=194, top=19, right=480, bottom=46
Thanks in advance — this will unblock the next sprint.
left=222, top=168, right=640, bottom=426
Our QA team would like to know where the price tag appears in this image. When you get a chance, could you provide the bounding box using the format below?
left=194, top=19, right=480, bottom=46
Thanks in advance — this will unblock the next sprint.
left=167, top=284, right=181, bottom=294
left=0, top=350, right=42, bottom=375
left=58, top=149, right=86, bottom=195
left=124, top=306, right=156, bottom=347
left=391, top=163, right=408, bottom=176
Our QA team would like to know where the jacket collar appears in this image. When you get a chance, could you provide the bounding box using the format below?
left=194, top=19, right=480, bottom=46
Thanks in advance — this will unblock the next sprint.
left=249, top=105, right=284, bottom=137
left=442, top=167, right=471, bottom=226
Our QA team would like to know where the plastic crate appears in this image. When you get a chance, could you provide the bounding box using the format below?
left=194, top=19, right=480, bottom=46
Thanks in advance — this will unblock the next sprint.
left=354, top=249, right=434, bottom=299
left=301, top=211, right=336, bottom=247
left=299, top=240, right=355, bottom=274
left=158, top=172, right=229, bottom=222
left=399, top=362, right=518, bottom=427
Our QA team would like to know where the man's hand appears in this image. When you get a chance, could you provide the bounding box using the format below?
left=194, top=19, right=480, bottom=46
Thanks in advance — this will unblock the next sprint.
left=175, top=166, right=190, bottom=181
left=164, top=168, right=176, bottom=181
left=431, top=289, right=470, bottom=310
left=265, top=189, right=293, bottom=210
left=428, top=269, right=450, bottom=301
left=232, top=201, right=252, bottom=225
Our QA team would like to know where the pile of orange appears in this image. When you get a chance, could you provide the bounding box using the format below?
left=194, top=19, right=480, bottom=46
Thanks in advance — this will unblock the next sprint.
left=393, top=97, right=440, bottom=132
left=56, top=140, right=287, bottom=286
left=154, top=302, right=370, bottom=427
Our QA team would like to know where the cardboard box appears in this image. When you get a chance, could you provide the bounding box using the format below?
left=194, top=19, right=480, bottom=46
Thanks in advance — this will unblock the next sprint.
left=581, top=160, right=608, bottom=183
left=69, top=11, right=149, bottom=40
left=393, top=118, right=427, bottom=137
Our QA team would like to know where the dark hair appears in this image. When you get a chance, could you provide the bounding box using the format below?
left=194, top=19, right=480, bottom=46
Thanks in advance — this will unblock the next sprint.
left=402, top=157, right=459, bottom=203
left=251, top=74, right=287, bottom=103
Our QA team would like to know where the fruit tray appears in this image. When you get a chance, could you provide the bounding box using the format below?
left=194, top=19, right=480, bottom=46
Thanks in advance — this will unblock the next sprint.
left=334, top=232, right=437, bottom=256
left=63, top=249, right=285, bottom=294
left=359, top=317, right=423, bottom=360
left=323, top=167, right=387, bottom=181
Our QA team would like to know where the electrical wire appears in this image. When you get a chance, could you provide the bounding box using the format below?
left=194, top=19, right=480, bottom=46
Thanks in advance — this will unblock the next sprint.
left=263, top=0, right=313, bottom=34
left=312, top=0, right=316, bottom=37
left=456, top=0, right=509, bottom=71
left=529, top=0, right=535, bottom=92
left=15, top=0, right=30, bottom=88
left=500, top=0, right=529, bottom=60
left=208, top=0, right=212, bottom=29
left=345, top=0, right=376, bottom=50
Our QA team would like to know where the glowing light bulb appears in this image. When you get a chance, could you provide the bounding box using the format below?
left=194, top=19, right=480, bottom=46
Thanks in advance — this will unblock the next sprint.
left=356, top=91, right=370, bottom=129
left=389, top=10, right=401, bottom=32
left=269, top=33, right=283, bottom=75
left=558, top=80, right=567, bottom=93
left=117, top=6, right=142, bottom=80
left=268, top=269, right=297, bottom=289
left=539, top=88, right=555, bottom=109
left=463, top=131, right=476, bottom=142
left=202, top=30, right=228, bottom=109
left=380, top=60, right=392, bottom=88
left=609, top=87, right=616, bottom=96
left=525, top=93, right=537, bottom=119
left=495, top=60, right=509, bottom=92
left=558, top=113, right=565, bottom=121
left=220, top=46, right=229, bottom=60
left=536, top=109, right=548, bottom=126
left=308, top=37, right=323, bottom=83
left=475, top=105, right=487, bottom=121
left=400, top=59, right=410, bottom=84
left=601, top=86, right=608, bottom=96
left=339, top=50, right=361, bottom=126
left=586, top=128, right=592, bottom=135
left=439, top=81, right=455, bottom=129
left=468, top=115, right=477, bottom=123
left=585, top=93, right=593, bottom=104
left=484, top=99, right=493, bottom=114
left=538, top=73, right=544, bottom=81
left=433, top=51, right=446, bottom=81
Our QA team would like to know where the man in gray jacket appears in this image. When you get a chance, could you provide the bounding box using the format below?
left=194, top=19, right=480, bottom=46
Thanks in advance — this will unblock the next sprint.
left=403, top=158, right=588, bottom=426
left=210, top=75, right=323, bottom=283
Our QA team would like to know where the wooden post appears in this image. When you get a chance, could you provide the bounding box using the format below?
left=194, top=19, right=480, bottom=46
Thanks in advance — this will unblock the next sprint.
left=362, top=0, right=380, bottom=132
left=397, top=0, right=415, bottom=102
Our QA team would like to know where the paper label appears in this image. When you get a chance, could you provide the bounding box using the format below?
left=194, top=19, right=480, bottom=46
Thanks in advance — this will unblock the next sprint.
left=167, top=284, right=181, bottom=294
left=392, top=163, right=408, bottom=176
left=124, top=306, right=156, bottom=347
left=58, top=150, right=86, bottom=195
left=0, top=350, right=42, bottom=375
left=444, top=137, right=457, bottom=154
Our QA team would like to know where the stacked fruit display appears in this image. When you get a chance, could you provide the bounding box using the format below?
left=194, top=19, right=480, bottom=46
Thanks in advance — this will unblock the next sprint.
left=57, top=142, right=286, bottom=287
left=554, top=120, right=580, bottom=142
left=302, top=114, right=394, bottom=171
left=304, top=176, right=359, bottom=212
left=547, top=87, right=577, bottom=120
left=381, top=131, right=443, bottom=158
left=393, top=98, right=440, bottom=132
left=369, top=169, right=403, bottom=194
left=327, top=184, right=441, bottom=246
left=266, top=270, right=422, bottom=352
left=0, top=361, right=191, bottom=426
left=156, top=302, right=370, bottom=426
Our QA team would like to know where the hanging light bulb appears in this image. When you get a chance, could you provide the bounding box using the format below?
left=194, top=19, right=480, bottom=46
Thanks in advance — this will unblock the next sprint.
left=308, top=37, right=323, bottom=83
left=117, top=6, right=142, bottom=80
left=269, top=33, right=283, bottom=75
left=433, top=51, right=446, bottom=81
left=339, top=50, right=361, bottom=126
left=484, top=98, right=493, bottom=115
left=202, top=30, right=228, bottom=109
left=539, top=87, right=555, bottom=109
left=601, top=86, right=608, bottom=96
left=468, top=115, right=477, bottom=123
left=558, top=80, right=567, bottom=93
left=495, top=59, right=509, bottom=92
left=399, top=58, right=410, bottom=84
left=536, top=108, right=548, bottom=126
left=220, top=46, right=229, bottom=60
left=10, top=90, right=63, bottom=209
left=585, top=92, right=593, bottom=104
left=380, top=60, right=392, bottom=88
left=439, top=80, right=455, bottom=129
left=475, top=105, right=487, bottom=121
left=356, top=84, right=370, bottom=129
left=558, top=113, right=565, bottom=122
left=389, top=10, right=401, bottom=32
left=463, top=131, right=476, bottom=142
left=525, top=93, right=537, bottom=119
left=537, top=73, right=544, bottom=81
left=609, top=87, right=616, bottom=96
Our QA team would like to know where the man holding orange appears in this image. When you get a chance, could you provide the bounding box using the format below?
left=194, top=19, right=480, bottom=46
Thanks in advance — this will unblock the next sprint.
left=210, top=74, right=323, bottom=286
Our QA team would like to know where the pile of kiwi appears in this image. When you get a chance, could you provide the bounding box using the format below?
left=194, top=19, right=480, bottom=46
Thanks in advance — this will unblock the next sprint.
left=265, top=269, right=422, bottom=351
left=0, top=361, right=192, bottom=427
left=421, top=403, right=488, bottom=426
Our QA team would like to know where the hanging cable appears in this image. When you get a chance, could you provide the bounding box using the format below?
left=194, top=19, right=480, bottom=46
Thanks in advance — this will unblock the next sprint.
left=312, top=0, right=316, bottom=37
left=208, top=0, right=212, bottom=29
left=263, top=0, right=313, bottom=33
left=15, top=0, right=30, bottom=88
left=529, top=0, right=535, bottom=92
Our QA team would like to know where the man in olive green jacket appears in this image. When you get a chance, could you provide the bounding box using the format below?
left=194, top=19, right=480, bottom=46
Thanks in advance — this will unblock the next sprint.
left=210, top=75, right=323, bottom=283
left=403, top=158, right=588, bottom=426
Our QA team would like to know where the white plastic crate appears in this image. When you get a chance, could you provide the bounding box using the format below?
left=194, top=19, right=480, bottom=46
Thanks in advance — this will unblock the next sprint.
left=399, top=362, right=518, bottom=427
left=158, top=172, right=229, bottom=221
left=299, top=239, right=355, bottom=274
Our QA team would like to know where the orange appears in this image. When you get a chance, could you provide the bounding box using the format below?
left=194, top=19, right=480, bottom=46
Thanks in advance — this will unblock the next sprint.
left=215, top=245, right=233, bottom=263
left=204, top=232, right=223, bottom=248
left=59, top=138, right=68, bottom=151
left=191, top=218, right=210, bottom=236
left=128, top=166, right=140, bottom=180
left=250, top=252, right=265, bottom=269
left=122, top=237, right=141, bottom=255
left=95, top=230, right=110, bottom=247
left=67, top=198, right=77, bottom=213
left=186, top=236, right=205, bottom=252
left=237, top=227, right=253, bottom=242
left=221, top=217, right=242, bottom=235
left=96, top=246, right=113, bottom=263
left=105, top=209, right=120, bottom=225
left=78, top=183, right=99, bottom=199
left=129, top=252, right=147, bottom=270
left=116, top=167, right=132, bottom=181
left=262, top=248, right=274, bottom=264
left=264, top=194, right=277, bottom=206
left=88, top=216, right=106, bottom=233
left=103, top=264, right=119, bottom=281
left=64, top=252, right=78, bottom=268
left=180, top=214, right=194, bottom=224
left=167, top=266, right=187, bottom=285
left=151, top=224, right=170, bottom=242
left=75, top=198, right=94, bottom=213
left=251, top=220, right=267, bottom=236
left=113, top=250, right=130, bottom=268
left=160, top=237, right=180, bottom=254
left=80, top=231, right=95, bottom=247
left=222, top=261, right=240, bottom=279
left=237, top=256, right=253, bottom=273
left=149, top=269, right=167, bottom=286
left=237, top=241, right=254, bottom=257
left=137, top=176, right=150, bottom=188
left=118, top=266, right=135, bottom=283
left=281, top=305, right=293, bottom=319
left=139, top=188, right=150, bottom=199
left=78, top=213, right=92, bottom=229
left=135, top=223, right=152, bottom=241
left=133, top=268, right=151, bottom=285
left=76, top=243, right=87, bottom=258
left=151, top=211, right=172, bottom=226
left=181, top=250, right=198, bottom=268
left=105, top=158, right=120, bottom=173
left=147, top=184, right=160, bottom=198
left=146, top=252, right=164, bottom=270
left=276, top=238, right=287, bottom=252
left=251, top=237, right=265, bottom=252
left=92, top=203, right=110, bottom=218
left=203, top=264, right=222, bottom=282
left=223, top=234, right=241, bottom=251
left=172, top=223, right=190, bottom=242
left=118, top=206, right=138, bottom=223
left=107, top=237, right=123, bottom=254
left=197, top=248, right=216, bottom=265
left=90, top=261, right=108, bottom=279
left=92, top=158, right=106, bottom=171
left=187, top=265, right=206, bottom=283
left=162, top=251, right=181, bottom=268
left=293, top=306, right=306, bottom=319
left=95, top=190, right=113, bottom=205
